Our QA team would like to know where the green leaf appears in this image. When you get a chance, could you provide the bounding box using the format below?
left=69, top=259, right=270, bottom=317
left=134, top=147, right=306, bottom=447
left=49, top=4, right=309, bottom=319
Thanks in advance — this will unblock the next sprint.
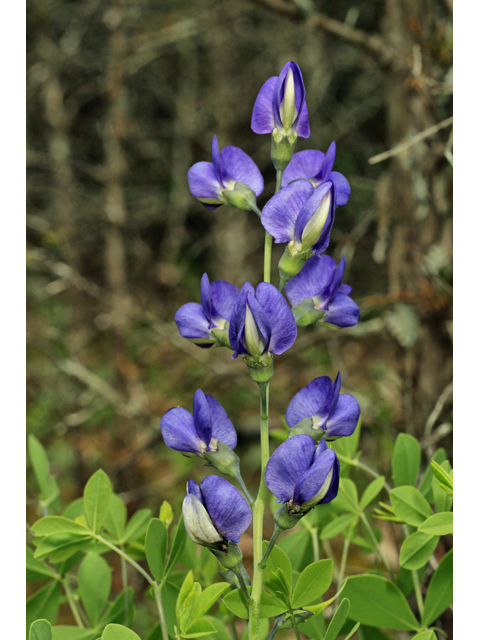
left=83, top=470, right=112, bottom=534
left=104, top=495, right=127, bottom=540
left=268, top=568, right=291, bottom=604
left=29, top=619, right=52, bottom=640
left=78, top=553, right=112, bottom=627
left=409, top=632, right=437, bottom=640
left=433, top=461, right=453, bottom=511
left=342, top=574, right=419, bottom=630
left=63, top=498, right=85, bottom=521
left=335, top=479, right=359, bottom=513
left=34, top=532, right=92, bottom=562
left=320, top=514, right=358, bottom=540
left=165, top=517, right=187, bottom=576
left=323, top=598, right=350, bottom=640
left=392, top=434, right=420, bottom=487
left=31, top=517, right=90, bottom=539
left=28, top=435, right=51, bottom=499
left=222, top=588, right=286, bottom=620
left=418, top=512, right=453, bottom=536
left=418, top=449, right=446, bottom=502
left=390, top=487, right=434, bottom=526
left=400, top=532, right=439, bottom=570
left=186, top=583, right=230, bottom=628
left=421, top=549, right=453, bottom=627
left=121, top=508, right=152, bottom=544
left=145, top=518, right=168, bottom=581
left=101, top=625, right=142, bottom=640
left=160, top=501, right=174, bottom=528
left=176, top=571, right=195, bottom=619
left=360, top=477, right=385, bottom=511
left=183, top=618, right=217, bottom=638
left=52, top=628, right=97, bottom=640
left=27, top=546, right=58, bottom=582
left=430, top=460, right=453, bottom=491
left=291, top=559, right=333, bottom=608
left=201, top=615, right=235, bottom=640
left=26, top=581, right=62, bottom=632
left=262, top=541, right=293, bottom=592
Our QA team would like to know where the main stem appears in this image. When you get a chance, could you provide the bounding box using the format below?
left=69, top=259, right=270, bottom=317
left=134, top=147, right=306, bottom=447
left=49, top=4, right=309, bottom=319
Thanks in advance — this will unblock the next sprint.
left=154, top=584, right=169, bottom=640
left=248, top=169, right=281, bottom=640
left=249, top=381, right=270, bottom=640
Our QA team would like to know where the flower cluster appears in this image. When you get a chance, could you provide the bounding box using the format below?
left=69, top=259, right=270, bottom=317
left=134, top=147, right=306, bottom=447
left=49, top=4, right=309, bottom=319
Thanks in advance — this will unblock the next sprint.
left=161, top=60, right=361, bottom=567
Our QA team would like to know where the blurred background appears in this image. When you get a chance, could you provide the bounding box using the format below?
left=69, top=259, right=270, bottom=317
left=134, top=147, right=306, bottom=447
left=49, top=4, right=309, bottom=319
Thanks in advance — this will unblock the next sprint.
left=26, top=0, right=452, bottom=632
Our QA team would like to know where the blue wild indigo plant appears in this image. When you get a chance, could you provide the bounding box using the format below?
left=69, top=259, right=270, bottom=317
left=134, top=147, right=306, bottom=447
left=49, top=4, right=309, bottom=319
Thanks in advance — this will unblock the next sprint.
left=27, top=61, right=453, bottom=640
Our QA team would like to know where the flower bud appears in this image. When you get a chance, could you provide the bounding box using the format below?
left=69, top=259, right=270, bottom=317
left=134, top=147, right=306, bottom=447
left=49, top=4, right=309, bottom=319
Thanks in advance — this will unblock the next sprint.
left=296, top=188, right=332, bottom=254
left=182, top=493, right=226, bottom=551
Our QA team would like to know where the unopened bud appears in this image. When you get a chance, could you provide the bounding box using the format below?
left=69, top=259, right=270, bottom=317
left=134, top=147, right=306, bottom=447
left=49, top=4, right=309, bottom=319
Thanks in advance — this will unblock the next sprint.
left=222, top=182, right=258, bottom=212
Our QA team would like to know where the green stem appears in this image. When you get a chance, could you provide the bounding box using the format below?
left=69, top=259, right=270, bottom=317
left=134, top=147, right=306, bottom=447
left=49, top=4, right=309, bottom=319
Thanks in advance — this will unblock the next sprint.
left=336, top=454, right=393, bottom=492
left=411, top=569, right=424, bottom=617
left=291, top=613, right=302, bottom=640
left=263, top=169, right=283, bottom=285
left=259, top=527, right=281, bottom=568
left=248, top=381, right=270, bottom=640
left=95, top=534, right=155, bottom=586
left=62, top=577, right=85, bottom=628
left=235, top=473, right=255, bottom=507
left=120, top=544, right=130, bottom=626
left=154, top=584, right=169, bottom=640
left=336, top=537, right=350, bottom=595
left=359, top=513, right=396, bottom=582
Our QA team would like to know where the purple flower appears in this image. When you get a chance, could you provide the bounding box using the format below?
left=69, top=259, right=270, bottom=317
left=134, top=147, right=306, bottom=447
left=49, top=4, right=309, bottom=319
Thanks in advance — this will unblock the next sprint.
left=251, top=61, right=310, bottom=139
left=183, top=476, right=252, bottom=548
left=161, top=389, right=237, bottom=456
left=262, top=181, right=335, bottom=255
left=228, top=282, right=297, bottom=364
left=284, top=255, right=360, bottom=328
left=281, top=142, right=351, bottom=206
left=174, top=273, right=239, bottom=349
left=187, top=135, right=264, bottom=211
left=286, top=373, right=360, bottom=440
left=265, top=435, right=340, bottom=513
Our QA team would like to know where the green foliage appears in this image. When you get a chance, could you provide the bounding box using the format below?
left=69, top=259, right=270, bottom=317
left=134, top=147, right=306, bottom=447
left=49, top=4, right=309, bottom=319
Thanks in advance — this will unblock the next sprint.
left=291, top=560, right=333, bottom=608
left=145, top=519, right=168, bottom=582
left=29, top=619, right=52, bottom=640
left=390, top=487, right=434, bottom=526
left=78, top=553, right=112, bottom=627
left=418, top=512, right=453, bottom=536
left=83, top=470, right=112, bottom=534
left=28, top=435, right=60, bottom=508
left=323, top=598, right=350, bottom=640
left=100, top=625, right=142, bottom=640
left=399, top=532, right=439, bottom=571
left=421, top=549, right=453, bottom=628
left=342, top=574, right=419, bottom=631
left=26, top=581, right=62, bottom=634
left=392, top=434, right=420, bottom=487
left=359, top=476, right=385, bottom=511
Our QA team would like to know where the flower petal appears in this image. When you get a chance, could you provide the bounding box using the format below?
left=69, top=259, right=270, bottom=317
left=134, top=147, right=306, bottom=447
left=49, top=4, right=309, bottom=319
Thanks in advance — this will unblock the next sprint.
left=329, top=171, right=351, bottom=206
left=193, top=389, right=213, bottom=446
left=281, top=150, right=325, bottom=188
left=187, top=162, right=223, bottom=201
left=317, top=142, right=336, bottom=182
left=261, top=181, right=314, bottom=243
left=201, top=476, right=252, bottom=543
left=265, top=435, right=316, bottom=502
left=251, top=76, right=277, bottom=134
left=221, top=146, right=264, bottom=196
left=294, top=448, right=338, bottom=506
left=285, top=377, right=333, bottom=428
left=210, top=280, right=240, bottom=322
left=200, top=273, right=212, bottom=323
left=206, top=395, right=237, bottom=450
left=295, top=99, right=310, bottom=138
left=161, top=408, right=205, bottom=454
left=211, top=135, right=231, bottom=186
left=187, top=479, right=204, bottom=506
left=324, top=293, right=360, bottom=328
left=183, top=493, right=223, bottom=545
left=284, top=255, right=338, bottom=307
left=174, top=302, right=212, bottom=344
left=325, top=393, right=360, bottom=438
left=318, top=455, right=340, bottom=504
left=255, top=283, right=297, bottom=355
left=294, top=181, right=333, bottom=247
left=245, top=292, right=272, bottom=356
left=229, top=282, right=254, bottom=358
